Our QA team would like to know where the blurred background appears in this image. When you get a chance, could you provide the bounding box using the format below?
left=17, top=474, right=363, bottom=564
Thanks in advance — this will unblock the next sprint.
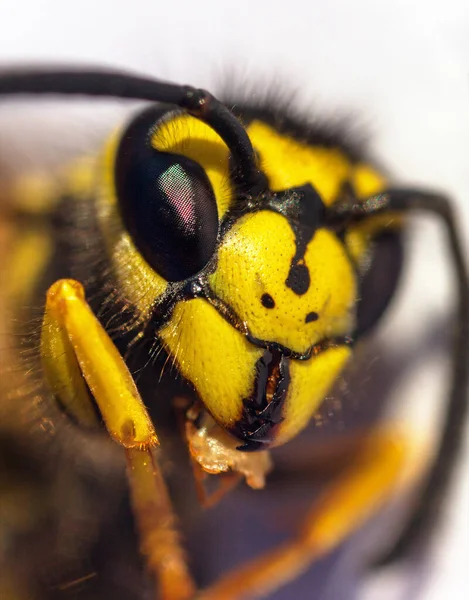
left=0, top=1, right=468, bottom=599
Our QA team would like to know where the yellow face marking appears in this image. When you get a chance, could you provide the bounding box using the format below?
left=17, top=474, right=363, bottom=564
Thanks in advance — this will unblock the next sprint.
left=153, top=114, right=232, bottom=219
left=246, top=121, right=351, bottom=204
left=351, top=163, right=387, bottom=199
left=276, top=346, right=352, bottom=445
left=210, top=211, right=356, bottom=354
left=160, top=298, right=263, bottom=428
left=247, top=121, right=387, bottom=206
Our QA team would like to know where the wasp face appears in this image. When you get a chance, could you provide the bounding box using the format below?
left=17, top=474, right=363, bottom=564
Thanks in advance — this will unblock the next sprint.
left=99, top=106, right=387, bottom=450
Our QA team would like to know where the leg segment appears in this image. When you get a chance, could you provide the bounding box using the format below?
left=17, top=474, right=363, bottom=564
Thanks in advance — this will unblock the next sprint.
left=40, top=279, right=195, bottom=599
left=41, top=278, right=157, bottom=447
left=126, top=448, right=196, bottom=600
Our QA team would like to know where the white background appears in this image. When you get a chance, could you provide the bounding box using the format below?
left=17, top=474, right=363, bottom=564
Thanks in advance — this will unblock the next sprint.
left=0, top=1, right=468, bottom=599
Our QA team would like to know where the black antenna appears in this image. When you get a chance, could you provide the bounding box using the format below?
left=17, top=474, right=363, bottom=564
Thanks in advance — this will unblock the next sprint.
left=329, top=188, right=469, bottom=564
left=0, top=67, right=265, bottom=192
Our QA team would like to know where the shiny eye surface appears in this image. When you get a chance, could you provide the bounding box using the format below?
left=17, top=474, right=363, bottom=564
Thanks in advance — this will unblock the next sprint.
left=115, top=107, right=219, bottom=282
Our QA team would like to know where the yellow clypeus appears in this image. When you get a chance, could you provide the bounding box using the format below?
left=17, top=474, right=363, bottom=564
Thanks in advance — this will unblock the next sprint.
left=209, top=211, right=357, bottom=354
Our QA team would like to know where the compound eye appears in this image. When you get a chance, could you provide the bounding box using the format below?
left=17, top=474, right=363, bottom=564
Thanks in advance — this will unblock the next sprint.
left=115, top=108, right=219, bottom=282
left=355, top=230, right=404, bottom=337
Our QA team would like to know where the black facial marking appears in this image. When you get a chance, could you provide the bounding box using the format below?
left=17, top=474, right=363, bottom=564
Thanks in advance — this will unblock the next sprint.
left=267, top=184, right=326, bottom=244
left=261, top=293, right=275, bottom=309
left=285, top=261, right=310, bottom=295
left=305, top=311, right=319, bottom=323
left=261, top=184, right=325, bottom=297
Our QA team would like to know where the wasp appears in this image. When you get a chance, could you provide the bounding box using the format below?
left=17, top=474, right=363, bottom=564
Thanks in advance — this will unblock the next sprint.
left=0, top=67, right=467, bottom=600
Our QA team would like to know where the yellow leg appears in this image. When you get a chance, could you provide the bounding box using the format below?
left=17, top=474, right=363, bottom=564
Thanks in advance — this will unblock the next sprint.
left=197, top=429, right=410, bottom=600
left=126, top=448, right=196, bottom=600
left=40, top=279, right=195, bottom=600
left=41, top=278, right=157, bottom=446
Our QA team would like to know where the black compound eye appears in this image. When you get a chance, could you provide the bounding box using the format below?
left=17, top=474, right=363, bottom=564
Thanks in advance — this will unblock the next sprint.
left=115, top=107, right=219, bottom=282
left=355, top=230, right=404, bottom=337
